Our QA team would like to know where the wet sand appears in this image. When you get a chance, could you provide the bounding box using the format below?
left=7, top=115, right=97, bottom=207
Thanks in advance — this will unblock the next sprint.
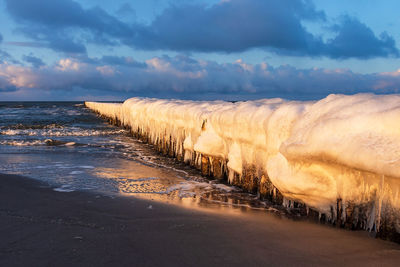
left=1, top=173, right=400, bottom=267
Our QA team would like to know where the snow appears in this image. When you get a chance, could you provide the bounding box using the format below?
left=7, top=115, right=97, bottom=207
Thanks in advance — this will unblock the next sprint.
left=86, top=94, right=400, bottom=230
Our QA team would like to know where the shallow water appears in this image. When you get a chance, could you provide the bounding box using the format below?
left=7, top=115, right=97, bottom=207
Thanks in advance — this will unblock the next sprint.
left=0, top=102, right=272, bottom=213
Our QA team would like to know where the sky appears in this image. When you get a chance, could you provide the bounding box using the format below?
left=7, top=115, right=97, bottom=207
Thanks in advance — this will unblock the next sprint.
left=0, top=0, right=400, bottom=101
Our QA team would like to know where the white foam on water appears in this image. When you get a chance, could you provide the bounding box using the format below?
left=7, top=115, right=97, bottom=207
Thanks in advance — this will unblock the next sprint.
left=0, top=140, right=45, bottom=146
left=64, top=142, right=76, bottom=146
left=79, top=165, right=95, bottom=169
left=0, top=127, right=126, bottom=137
left=35, top=165, right=50, bottom=169
left=69, top=170, right=84, bottom=175
left=53, top=185, right=75, bottom=192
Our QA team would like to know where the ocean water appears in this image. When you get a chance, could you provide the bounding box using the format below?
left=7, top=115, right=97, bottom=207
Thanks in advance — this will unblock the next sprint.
left=0, top=102, right=268, bottom=212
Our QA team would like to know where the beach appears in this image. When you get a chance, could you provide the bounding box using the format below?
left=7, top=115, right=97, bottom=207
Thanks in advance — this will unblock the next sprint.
left=1, top=173, right=400, bottom=267
left=2, top=0, right=400, bottom=265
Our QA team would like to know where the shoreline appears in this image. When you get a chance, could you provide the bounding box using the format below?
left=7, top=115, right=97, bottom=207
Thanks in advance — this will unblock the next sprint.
left=85, top=98, right=400, bottom=241
left=1, top=173, right=400, bottom=266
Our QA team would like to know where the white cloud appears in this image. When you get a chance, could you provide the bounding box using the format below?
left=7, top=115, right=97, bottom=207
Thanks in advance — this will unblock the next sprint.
left=56, top=58, right=84, bottom=71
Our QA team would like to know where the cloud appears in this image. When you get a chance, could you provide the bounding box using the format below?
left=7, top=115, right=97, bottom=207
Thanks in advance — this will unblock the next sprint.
left=12, top=24, right=87, bottom=54
left=131, top=1, right=398, bottom=58
left=326, top=16, right=399, bottom=59
left=127, top=0, right=325, bottom=53
left=5, top=41, right=48, bottom=48
left=115, top=3, right=136, bottom=18
left=6, top=0, right=130, bottom=34
left=23, top=54, right=45, bottom=68
left=0, top=48, right=19, bottom=65
left=5, top=0, right=399, bottom=58
left=0, top=33, right=12, bottom=64
left=1, top=54, right=400, bottom=100
left=98, top=56, right=146, bottom=68
left=0, top=75, right=18, bottom=92
left=5, top=0, right=132, bottom=53
left=0, top=63, right=37, bottom=92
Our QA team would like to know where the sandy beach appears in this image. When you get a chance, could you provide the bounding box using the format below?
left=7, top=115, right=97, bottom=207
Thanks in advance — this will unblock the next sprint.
left=2, top=0, right=400, bottom=265
left=1, top=173, right=400, bottom=267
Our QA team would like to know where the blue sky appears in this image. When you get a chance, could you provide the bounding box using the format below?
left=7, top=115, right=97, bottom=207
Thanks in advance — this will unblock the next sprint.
left=0, top=0, right=400, bottom=101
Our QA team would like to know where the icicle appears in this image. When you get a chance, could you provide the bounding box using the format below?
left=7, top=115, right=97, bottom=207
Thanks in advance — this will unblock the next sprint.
left=85, top=95, right=400, bottom=237
left=376, top=175, right=386, bottom=231
left=228, top=169, right=234, bottom=184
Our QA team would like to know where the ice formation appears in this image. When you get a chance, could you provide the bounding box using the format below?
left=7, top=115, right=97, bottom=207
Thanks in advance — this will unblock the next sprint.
left=86, top=94, right=400, bottom=233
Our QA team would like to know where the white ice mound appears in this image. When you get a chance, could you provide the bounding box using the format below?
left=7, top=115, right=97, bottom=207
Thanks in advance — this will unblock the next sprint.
left=282, top=94, right=400, bottom=177
left=86, top=94, right=400, bottom=226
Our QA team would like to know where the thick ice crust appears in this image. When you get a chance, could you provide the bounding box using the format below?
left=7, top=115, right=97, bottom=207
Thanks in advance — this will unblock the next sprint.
left=85, top=94, right=400, bottom=234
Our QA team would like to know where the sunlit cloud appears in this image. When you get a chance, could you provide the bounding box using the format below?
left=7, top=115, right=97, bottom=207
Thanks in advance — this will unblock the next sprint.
left=1, top=55, right=400, bottom=100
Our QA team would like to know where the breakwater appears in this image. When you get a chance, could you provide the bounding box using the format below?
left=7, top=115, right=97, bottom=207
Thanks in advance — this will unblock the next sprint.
left=86, top=94, right=400, bottom=242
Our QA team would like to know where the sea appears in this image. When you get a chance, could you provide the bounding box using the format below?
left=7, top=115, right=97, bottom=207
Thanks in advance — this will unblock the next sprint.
left=0, top=102, right=268, bottom=212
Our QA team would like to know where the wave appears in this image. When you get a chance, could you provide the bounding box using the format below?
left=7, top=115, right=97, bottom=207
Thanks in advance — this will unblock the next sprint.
left=0, top=127, right=127, bottom=137
left=2, top=123, right=63, bottom=130
left=0, top=138, right=81, bottom=147
left=0, top=140, right=45, bottom=146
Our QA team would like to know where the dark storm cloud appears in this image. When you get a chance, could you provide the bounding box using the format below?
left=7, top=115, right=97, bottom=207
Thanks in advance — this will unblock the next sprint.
left=4, top=0, right=399, bottom=58
left=23, top=54, right=45, bottom=68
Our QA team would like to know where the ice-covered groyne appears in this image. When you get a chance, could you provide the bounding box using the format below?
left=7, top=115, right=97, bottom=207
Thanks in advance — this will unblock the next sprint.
left=86, top=94, right=400, bottom=241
